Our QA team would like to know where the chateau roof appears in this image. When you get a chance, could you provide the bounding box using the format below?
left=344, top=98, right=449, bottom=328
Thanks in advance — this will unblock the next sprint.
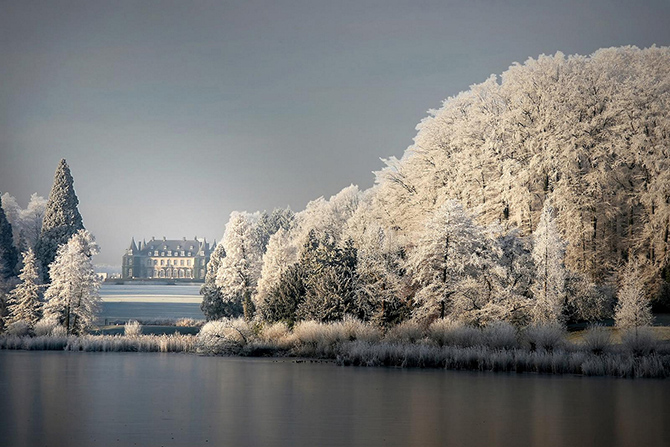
left=137, top=237, right=211, bottom=256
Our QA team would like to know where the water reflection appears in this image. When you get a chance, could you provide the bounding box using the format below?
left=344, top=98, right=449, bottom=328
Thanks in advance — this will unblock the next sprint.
left=0, top=352, right=668, bottom=447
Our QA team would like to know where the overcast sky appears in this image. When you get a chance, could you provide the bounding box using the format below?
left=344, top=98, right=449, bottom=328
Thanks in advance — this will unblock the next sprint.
left=1, top=0, right=669, bottom=265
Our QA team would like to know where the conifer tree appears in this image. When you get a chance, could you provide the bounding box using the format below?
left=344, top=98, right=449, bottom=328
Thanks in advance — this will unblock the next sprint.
left=36, top=159, right=85, bottom=282
left=200, top=242, right=227, bottom=320
left=43, top=230, right=100, bottom=335
left=0, top=200, right=18, bottom=279
left=7, top=249, right=42, bottom=326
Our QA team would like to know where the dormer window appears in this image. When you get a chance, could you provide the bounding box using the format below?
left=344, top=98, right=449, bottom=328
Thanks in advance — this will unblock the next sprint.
left=168, top=251, right=172, bottom=256
left=181, top=251, right=185, bottom=256
left=154, top=251, right=158, bottom=256
left=188, top=252, right=191, bottom=256
left=161, top=252, right=165, bottom=256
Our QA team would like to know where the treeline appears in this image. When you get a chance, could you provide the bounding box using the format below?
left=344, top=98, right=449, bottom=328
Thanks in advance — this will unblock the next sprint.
left=203, top=46, right=669, bottom=331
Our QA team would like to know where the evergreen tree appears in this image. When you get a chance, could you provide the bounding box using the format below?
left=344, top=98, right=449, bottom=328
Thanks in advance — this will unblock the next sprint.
left=297, top=231, right=359, bottom=322
left=7, top=249, right=42, bottom=326
left=36, top=159, right=85, bottom=282
left=0, top=200, right=18, bottom=279
left=263, top=263, right=306, bottom=324
left=43, top=230, right=101, bottom=335
left=200, top=243, right=227, bottom=320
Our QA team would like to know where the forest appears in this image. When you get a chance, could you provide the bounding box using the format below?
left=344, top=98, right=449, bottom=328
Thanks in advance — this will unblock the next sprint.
left=201, top=46, right=670, bottom=331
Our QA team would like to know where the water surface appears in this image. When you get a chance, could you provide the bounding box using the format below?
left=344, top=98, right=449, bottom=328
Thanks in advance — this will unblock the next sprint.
left=0, top=352, right=667, bottom=447
left=99, top=284, right=203, bottom=322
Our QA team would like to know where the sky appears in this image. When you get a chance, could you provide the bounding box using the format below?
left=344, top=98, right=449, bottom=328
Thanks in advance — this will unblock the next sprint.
left=1, top=0, right=669, bottom=266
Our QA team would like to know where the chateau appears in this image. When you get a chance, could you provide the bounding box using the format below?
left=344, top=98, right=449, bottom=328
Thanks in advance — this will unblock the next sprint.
left=121, top=237, right=215, bottom=280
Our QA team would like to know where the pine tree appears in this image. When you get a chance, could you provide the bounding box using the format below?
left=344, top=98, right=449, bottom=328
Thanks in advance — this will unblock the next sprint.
left=615, top=260, right=653, bottom=330
left=36, top=159, right=85, bottom=282
left=200, top=242, right=227, bottom=320
left=0, top=200, right=18, bottom=279
left=43, top=230, right=101, bottom=335
left=531, top=199, right=567, bottom=324
left=7, top=249, right=42, bottom=326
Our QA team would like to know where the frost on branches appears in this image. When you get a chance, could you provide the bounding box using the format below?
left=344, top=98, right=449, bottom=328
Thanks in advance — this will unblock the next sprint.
left=36, top=159, right=85, bottom=282
left=615, top=260, right=653, bottom=330
left=215, top=212, right=264, bottom=321
left=43, top=230, right=101, bottom=335
left=531, top=199, right=566, bottom=324
left=6, top=248, right=42, bottom=326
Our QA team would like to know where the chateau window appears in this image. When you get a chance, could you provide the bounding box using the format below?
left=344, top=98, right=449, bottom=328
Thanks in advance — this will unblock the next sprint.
left=129, top=259, right=133, bottom=265
left=180, top=260, right=184, bottom=266
left=154, top=251, right=158, bottom=256
left=187, top=260, right=191, bottom=266
left=146, top=260, right=151, bottom=266
left=161, top=252, right=165, bottom=256
left=168, top=251, right=172, bottom=256
left=161, top=260, right=165, bottom=266
left=154, top=260, right=158, bottom=265
left=187, top=252, right=191, bottom=256
left=181, top=251, right=185, bottom=256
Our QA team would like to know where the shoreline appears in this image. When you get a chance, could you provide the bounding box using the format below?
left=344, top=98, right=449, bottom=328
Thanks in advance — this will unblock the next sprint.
left=1, top=333, right=668, bottom=379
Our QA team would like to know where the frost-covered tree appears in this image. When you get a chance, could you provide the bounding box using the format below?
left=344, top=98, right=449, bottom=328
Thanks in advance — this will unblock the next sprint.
left=6, top=249, right=42, bottom=326
left=531, top=199, right=566, bottom=324
left=615, top=260, right=653, bottom=330
left=296, top=231, right=358, bottom=322
left=256, top=208, right=295, bottom=252
left=43, top=230, right=101, bottom=335
left=200, top=242, right=227, bottom=320
left=354, top=225, right=409, bottom=327
left=367, top=46, right=670, bottom=301
left=0, top=201, right=18, bottom=279
left=0, top=193, right=20, bottom=247
left=407, top=200, right=492, bottom=322
left=255, top=228, right=298, bottom=319
left=0, top=193, right=47, bottom=251
left=215, top=212, right=263, bottom=321
left=36, top=160, right=85, bottom=282
left=21, top=194, right=47, bottom=250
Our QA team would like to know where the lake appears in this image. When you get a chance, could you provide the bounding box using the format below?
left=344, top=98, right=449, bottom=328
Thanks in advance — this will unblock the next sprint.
left=99, top=284, right=204, bottom=322
left=0, top=351, right=668, bottom=447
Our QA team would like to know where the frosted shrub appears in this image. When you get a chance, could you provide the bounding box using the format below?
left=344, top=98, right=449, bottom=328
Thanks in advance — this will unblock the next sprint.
left=483, top=321, right=518, bottom=350
left=176, top=318, right=203, bottom=328
left=621, top=327, right=656, bottom=356
left=124, top=320, right=142, bottom=336
left=385, top=320, right=424, bottom=344
left=6, top=320, right=31, bottom=336
left=292, top=321, right=330, bottom=350
left=34, top=317, right=60, bottom=336
left=427, top=319, right=482, bottom=347
left=524, top=323, right=566, bottom=352
left=582, top=324, right=611, bottom=354
left=260, top=321, right=290, bottom=341
left=340, top=316, right=382, bottom=343
left=196, top=319, right=250, bottom=355
left=51, top=325, right=67, bottom=337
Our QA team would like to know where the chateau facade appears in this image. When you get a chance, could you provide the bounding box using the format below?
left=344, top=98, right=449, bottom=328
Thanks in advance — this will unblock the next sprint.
left=122, top=237, right=214, bottom=280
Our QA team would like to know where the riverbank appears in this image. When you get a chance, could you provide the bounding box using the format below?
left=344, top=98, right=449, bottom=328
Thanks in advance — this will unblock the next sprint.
left=2, top=319, right=669, bottom=379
